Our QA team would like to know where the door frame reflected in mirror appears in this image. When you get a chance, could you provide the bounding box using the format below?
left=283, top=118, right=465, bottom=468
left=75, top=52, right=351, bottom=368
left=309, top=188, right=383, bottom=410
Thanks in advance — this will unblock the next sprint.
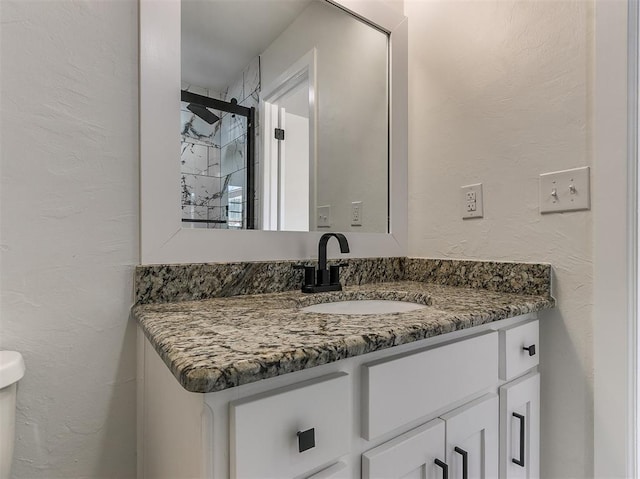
left=261, top=48, right=316, bottom=232
left=140, top=0, right=408, bottom=264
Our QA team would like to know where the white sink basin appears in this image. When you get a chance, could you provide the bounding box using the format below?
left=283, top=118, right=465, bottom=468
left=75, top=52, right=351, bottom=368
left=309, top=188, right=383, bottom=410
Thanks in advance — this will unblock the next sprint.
left=301, top=300, right=428, bottom=315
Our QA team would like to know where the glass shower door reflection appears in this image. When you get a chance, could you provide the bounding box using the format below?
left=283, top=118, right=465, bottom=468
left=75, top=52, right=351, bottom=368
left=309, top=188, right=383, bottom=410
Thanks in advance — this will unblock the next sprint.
left=180, top=90, right=255, bottom=229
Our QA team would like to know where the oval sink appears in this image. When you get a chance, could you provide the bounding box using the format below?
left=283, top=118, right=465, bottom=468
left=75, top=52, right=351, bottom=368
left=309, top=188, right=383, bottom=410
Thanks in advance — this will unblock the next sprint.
left=301, top=300, right=428, bottom=315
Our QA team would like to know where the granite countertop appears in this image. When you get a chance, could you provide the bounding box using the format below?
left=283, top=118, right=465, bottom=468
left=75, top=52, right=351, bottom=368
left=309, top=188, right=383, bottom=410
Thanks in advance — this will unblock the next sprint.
left=133, top=280, right=554, bottom=393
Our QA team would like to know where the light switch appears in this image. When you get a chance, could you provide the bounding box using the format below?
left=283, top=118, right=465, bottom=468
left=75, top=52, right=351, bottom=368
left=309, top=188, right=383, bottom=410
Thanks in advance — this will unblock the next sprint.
left=539, top=166, right=590, bottom=214
left=317, top=205, right=331, bottom=227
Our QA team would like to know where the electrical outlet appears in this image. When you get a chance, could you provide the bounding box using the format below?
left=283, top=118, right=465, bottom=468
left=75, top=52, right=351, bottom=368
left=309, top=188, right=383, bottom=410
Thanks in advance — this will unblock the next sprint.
left=317, top=205, right=331, bottom=228
left=351, top=201, right=363, bottom=226
left=461, top=184, right=484, bottom=219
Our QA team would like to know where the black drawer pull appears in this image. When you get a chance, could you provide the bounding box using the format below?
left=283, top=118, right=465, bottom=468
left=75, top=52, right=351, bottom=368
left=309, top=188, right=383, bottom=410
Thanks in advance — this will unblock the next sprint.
left=512, top=413, right=525, bottom=467
left=523, top=344, right=536, bottom=356
left=435, top=458, right=449, bottom=479
left=454, top=447, right=468, bottom=479
left=296, top=428, right=315, bottom=453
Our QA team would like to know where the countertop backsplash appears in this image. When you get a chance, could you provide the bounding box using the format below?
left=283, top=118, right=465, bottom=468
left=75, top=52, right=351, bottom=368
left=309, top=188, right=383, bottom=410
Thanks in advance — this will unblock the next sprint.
left=135, top=257, right=552, bottom=304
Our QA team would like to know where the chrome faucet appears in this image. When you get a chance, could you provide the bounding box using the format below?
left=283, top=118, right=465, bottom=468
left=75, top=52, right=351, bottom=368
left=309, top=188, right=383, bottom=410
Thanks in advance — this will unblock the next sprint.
left=295, top=233, right=350, bottom=293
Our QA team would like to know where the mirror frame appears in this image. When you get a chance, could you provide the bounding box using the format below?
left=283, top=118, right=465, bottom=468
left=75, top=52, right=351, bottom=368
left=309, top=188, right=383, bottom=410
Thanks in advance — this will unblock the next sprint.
left=140, top=0, right=407, bottom=264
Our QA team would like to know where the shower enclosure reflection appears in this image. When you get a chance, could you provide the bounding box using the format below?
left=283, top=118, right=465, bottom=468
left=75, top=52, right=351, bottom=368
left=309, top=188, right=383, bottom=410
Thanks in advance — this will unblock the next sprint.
left=180, top=90, right=255, bottom=229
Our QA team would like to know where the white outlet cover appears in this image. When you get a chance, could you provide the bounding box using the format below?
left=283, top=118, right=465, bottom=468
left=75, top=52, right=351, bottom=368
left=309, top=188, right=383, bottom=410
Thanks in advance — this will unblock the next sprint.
left=351, top=201, right=362, bottom=226
left=539, top=166, right=590, bottom=214
left=461, top=183, right=484, bottom=219
left=317, top=205, right=331, bottom=227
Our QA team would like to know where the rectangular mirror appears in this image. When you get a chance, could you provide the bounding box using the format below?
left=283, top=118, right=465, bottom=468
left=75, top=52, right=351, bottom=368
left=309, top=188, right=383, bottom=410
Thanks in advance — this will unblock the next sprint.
left=140, top=0, right=407, bottom=264
left=180, top=0, right=389, bottom=233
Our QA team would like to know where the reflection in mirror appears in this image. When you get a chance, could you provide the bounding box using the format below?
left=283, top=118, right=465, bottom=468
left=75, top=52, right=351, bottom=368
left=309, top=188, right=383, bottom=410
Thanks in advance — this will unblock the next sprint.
left=180, top=90, right=255, bottom=229
left=180, top=0, right=389, bottom=233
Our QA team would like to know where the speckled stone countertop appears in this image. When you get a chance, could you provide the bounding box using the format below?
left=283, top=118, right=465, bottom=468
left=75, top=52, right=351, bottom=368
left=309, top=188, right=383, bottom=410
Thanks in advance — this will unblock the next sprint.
left=133, top=280, right=554, bottom=393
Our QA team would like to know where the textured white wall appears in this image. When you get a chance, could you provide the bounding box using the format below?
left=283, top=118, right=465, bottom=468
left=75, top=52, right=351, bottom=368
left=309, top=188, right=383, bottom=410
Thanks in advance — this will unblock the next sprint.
left=0, top=1, right=139, bottom=478
left=0, top=0, right=599, bottom=477
left=405, top=1, right=593, bottom=477
left=385, top=0, right=404, bottom=14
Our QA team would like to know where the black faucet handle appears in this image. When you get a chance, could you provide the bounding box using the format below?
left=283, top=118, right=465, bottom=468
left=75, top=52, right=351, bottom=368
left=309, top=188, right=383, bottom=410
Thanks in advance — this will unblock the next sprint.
left=293, top=264, right=316, bottom=287
left=329, top=263, right=349, bottom=285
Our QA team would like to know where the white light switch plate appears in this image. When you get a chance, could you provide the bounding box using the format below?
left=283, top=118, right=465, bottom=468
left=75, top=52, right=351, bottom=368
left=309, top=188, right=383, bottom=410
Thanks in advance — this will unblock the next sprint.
left=539, top=166, right=590, bottom=214
left=317, top=205, right=331, bottom=227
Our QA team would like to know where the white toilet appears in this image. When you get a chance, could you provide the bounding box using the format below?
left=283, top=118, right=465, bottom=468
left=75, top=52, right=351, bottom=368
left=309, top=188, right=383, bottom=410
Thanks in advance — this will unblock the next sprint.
left=0, top=351, right=25, bottom=479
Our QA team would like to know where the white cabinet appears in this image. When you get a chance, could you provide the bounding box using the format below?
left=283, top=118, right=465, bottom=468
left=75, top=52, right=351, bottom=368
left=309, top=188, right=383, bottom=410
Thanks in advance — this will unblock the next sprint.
left=363, top=331, right=498, bottom=440
left=499, top=319, right=539, bottom=382
left=362, top=418, right=445, bottom=479
left=499, top=372, right=540, bottom=479
left=137, top=313, right=541, bottom=479
left=442, top=394, right=499, bottom=479
left=229, top=373, right=350, bottom=479
left=363, top=394, right=498, bottom=479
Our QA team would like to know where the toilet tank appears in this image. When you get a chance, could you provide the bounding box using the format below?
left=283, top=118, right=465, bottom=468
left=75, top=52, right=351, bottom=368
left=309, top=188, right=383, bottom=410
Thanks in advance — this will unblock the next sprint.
left=0, top=351, right=25, bottom=479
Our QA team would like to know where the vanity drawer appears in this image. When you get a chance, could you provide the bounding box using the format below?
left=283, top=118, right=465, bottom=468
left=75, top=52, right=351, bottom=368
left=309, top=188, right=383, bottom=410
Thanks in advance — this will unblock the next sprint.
left=499, top=319, right=539, bottom=381
left=362, top=330, right=498, bottom=440
left=230, top=372, right=350, bottom=479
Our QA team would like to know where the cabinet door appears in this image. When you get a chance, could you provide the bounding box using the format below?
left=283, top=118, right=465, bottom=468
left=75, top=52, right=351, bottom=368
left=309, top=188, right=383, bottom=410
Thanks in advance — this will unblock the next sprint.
left=499, top=372, right=540, bottom=479
left=362, top=419, right=447, bottom=479
left=441, top=394, right=499, bottom=479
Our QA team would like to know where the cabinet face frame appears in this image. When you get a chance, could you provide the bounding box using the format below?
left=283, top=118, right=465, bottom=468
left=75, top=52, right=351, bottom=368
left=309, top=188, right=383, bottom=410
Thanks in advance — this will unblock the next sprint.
left=305, top=461, right=348, bottom=479
left=139, top=0, right=408, bottom=264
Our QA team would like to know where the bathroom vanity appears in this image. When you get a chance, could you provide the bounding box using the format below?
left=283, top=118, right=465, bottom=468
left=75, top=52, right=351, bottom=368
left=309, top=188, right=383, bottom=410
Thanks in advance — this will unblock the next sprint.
left=134, top=259, right=552, bottom=479
left=137, top=0, right=552, bottom=475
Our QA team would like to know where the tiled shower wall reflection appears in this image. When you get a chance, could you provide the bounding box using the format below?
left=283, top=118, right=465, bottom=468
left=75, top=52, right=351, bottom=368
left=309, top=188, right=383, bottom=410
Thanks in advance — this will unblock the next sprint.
left=181, top=56, right=260, bottom=229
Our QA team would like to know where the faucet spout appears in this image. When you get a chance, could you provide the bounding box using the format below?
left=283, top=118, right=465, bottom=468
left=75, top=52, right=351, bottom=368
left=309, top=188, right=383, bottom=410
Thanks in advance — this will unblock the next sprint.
left=318, top=233, right=350, bottom=272
left=296, top=233, right=350, bottom=293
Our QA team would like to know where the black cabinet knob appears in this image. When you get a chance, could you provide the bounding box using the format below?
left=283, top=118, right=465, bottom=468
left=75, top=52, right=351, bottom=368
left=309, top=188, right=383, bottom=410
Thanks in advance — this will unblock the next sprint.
left=523, top=344, right=536, bottom=357
left=297, top=428, right=315, bottom=453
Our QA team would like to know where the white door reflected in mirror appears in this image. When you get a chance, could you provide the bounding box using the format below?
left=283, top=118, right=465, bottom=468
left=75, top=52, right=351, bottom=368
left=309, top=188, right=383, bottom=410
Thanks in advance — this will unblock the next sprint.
left=265, top=104, right=311, bottom=232
left=262, top=50, right=314, bottom=232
